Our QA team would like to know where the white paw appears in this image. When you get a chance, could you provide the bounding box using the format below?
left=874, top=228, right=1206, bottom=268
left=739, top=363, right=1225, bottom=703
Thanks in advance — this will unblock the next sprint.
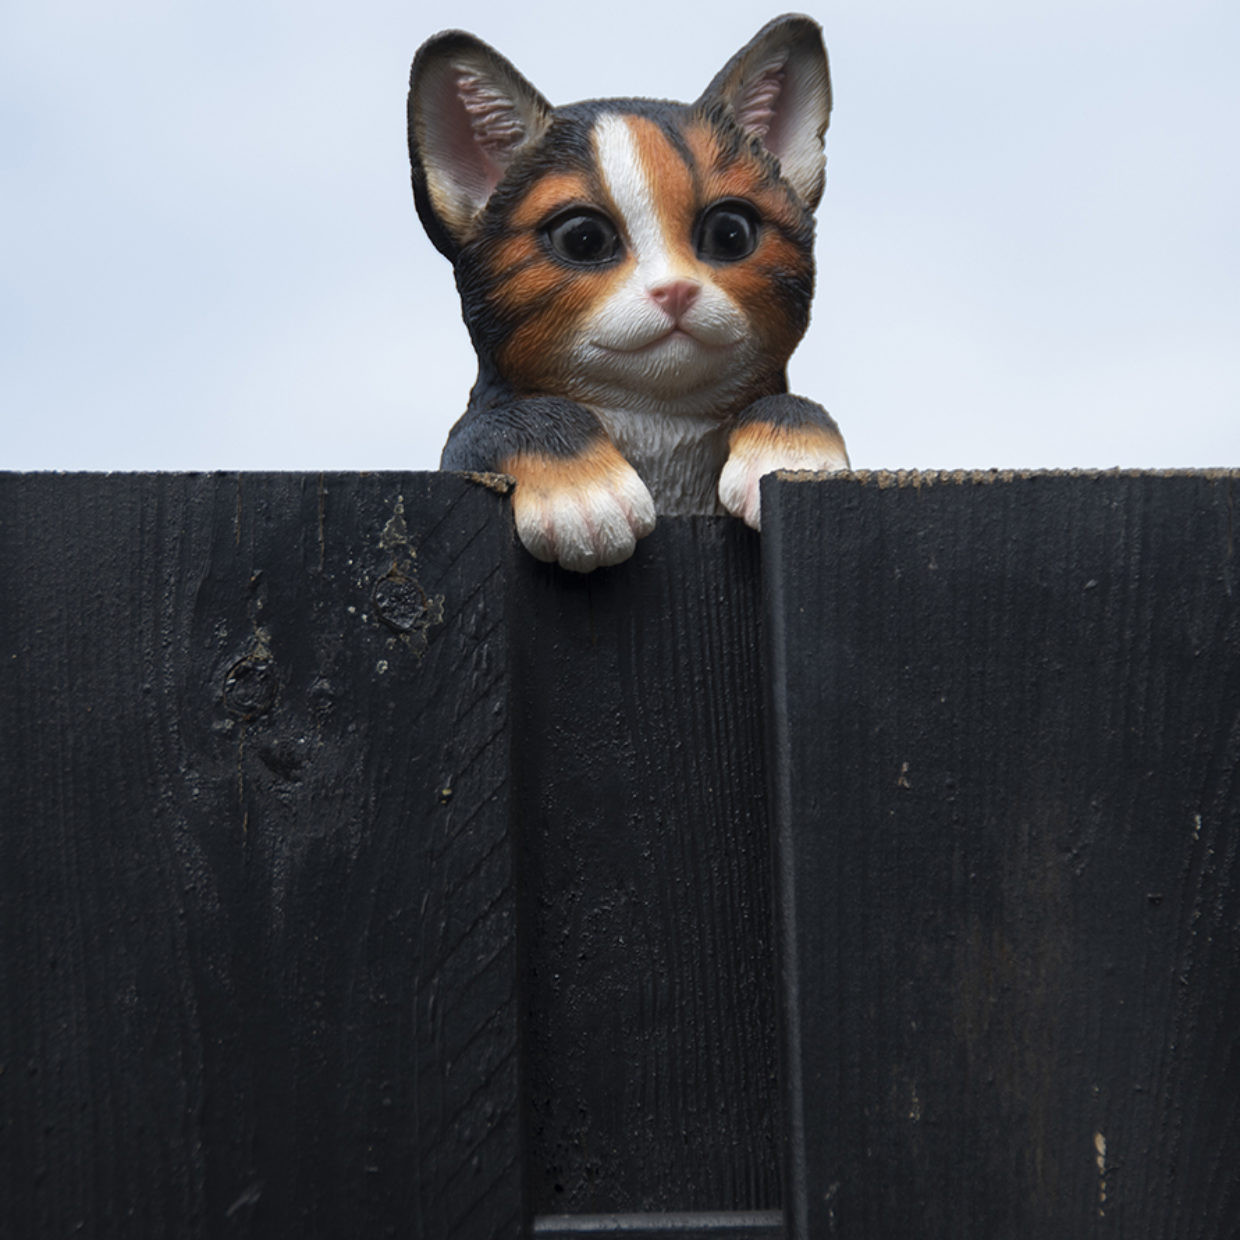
left=718, top=427, right=849, bottom=531
left=513, top=460, right=656, bottom=572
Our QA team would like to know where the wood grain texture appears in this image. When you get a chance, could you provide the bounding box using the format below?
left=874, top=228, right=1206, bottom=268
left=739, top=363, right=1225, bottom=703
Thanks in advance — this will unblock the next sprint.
left=511, top=519, right=782, bottom=1218
left=763, top=470, right=1240, bottom=1239
left=532, top=1209, right=782, bottom=1236
left=0, top=473, right=519, bottom=1239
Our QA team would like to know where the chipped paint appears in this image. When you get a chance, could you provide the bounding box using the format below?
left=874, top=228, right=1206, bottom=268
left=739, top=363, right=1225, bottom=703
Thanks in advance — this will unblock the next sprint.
left=462, top=469, right=516, bottom=494
left=372, top=493, right=445, bottom=656
left=380, top=493, right=413, bottom=554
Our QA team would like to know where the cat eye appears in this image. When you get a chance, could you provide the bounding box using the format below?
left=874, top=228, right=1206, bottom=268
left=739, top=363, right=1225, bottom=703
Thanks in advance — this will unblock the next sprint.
left=545, top=211, right=622, bottom=266
left=696, top=201, right=760, bottom=263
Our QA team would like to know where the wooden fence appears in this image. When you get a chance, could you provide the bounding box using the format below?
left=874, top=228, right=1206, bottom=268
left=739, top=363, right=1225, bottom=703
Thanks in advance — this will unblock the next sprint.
left=2, top=470, right=1237, bottom=1238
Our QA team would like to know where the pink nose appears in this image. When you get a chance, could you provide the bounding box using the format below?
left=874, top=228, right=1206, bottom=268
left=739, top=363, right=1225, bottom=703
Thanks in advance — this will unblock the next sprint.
left=649, top=279, right=700, bottom=322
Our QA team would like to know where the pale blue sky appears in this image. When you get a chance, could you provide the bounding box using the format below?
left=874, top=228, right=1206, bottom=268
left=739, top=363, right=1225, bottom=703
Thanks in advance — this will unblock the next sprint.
left=4, top=0, right=1238, bottom=470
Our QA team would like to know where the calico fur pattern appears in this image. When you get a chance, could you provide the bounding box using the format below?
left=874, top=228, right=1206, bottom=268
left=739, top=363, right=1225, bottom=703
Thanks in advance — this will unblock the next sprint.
left=409, top=14, right=849, bottom=570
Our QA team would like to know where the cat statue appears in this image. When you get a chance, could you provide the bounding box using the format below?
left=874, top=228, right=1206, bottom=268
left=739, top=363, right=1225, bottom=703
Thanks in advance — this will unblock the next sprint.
left=408, top=13, right=848, bottom=571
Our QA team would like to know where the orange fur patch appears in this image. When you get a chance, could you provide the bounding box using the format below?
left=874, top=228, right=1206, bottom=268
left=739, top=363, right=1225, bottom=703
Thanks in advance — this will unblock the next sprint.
left=624, top=117, right=699, bottom=267
left=711, top=258, right=807, bottom=362
left=684, top=120, right=804, bottom=232
left=507, top=173, right=598, bottom=229
left=486, top=154, right=637, bottom=392
left=682, top=124, right=723, bottom=181
left=728, top=420, right=847, bottom=462
left=487, top=233, right=540, bottom=272
left=500, top=440, right=632, bottom=498
left=491, top=262, right=574, bottom=311
left=496, top=264, right=630, bottom=393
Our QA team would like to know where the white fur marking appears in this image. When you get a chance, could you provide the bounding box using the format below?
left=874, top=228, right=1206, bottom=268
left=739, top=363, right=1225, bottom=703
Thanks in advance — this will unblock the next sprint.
left=592, top=114, right=672, bottom=281
left=514, top=465, right=656, bottom=572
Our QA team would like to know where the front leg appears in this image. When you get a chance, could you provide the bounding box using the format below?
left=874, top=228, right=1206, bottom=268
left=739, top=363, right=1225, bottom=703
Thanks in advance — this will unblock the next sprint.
left=718, top=394, right=849, bottom=531
left=442, top=396, right=656, bottom=573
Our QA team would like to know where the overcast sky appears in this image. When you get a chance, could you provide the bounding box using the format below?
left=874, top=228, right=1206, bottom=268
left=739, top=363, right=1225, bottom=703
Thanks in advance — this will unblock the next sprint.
left=4, top=0, right=1237, bottom=472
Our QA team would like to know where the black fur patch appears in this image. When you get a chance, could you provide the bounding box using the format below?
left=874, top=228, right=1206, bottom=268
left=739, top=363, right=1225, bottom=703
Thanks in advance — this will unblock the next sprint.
left=733, top=393, right=841, bottom=435
left=441, top=395, right=610, bottom=470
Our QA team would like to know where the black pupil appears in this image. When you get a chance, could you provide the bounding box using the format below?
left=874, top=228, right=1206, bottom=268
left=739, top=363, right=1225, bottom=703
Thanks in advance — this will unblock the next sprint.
left=705, top=209, right=754, bottom=259
left=553, top=215, right=614, bottom=263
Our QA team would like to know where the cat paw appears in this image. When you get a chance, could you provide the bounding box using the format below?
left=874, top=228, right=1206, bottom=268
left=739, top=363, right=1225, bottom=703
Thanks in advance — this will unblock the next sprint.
left=505, top=446, right=657, bottom=572
left=718, top=422, right=849, bottom=531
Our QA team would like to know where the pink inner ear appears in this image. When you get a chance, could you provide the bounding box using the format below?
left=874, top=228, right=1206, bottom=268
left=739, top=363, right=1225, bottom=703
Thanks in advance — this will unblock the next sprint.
left=456, top=69, right=526, bottom=164
left=734, top=63, right=786, bottom=141
left=428, top=62, right=527, bottom=208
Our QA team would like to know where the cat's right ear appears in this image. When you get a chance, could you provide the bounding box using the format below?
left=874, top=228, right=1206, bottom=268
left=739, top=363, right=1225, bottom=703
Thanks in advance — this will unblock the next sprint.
left=408, top=32, right=553, bottom=259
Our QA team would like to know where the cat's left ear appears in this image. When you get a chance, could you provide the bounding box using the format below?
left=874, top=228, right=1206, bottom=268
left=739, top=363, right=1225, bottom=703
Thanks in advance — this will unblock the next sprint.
left=409, top=31, right=553, bottom=259
left=697, top=14, right=832, bottom=209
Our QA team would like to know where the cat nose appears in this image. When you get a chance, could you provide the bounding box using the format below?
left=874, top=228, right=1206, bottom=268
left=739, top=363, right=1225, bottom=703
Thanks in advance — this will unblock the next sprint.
left=649, top=279, right=700, bottom=321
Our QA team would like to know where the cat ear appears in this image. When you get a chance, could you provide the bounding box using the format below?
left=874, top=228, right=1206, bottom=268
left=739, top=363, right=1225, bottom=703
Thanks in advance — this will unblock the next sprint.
left=697, top=14, right=832, bottom=209
left=409, top=31, right=553, bottom=258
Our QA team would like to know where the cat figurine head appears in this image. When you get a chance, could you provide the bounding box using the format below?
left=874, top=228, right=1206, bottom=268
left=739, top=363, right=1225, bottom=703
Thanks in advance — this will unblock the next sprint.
left=408, top=15, right=848, bottom=571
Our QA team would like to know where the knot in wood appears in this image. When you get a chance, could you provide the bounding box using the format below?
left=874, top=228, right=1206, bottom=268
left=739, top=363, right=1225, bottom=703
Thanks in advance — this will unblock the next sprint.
left=223, top=656, right=277, bottom=719
left=373, top=573, right=430, bottom=635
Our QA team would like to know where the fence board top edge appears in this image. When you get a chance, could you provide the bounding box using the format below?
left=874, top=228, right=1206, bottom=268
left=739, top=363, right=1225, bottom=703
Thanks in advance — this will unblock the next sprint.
left=3, top=467, right=1235, bottom=485
left=0, top=469, right=453, bottom=481
left=773, top=467, right=1240, bottom=489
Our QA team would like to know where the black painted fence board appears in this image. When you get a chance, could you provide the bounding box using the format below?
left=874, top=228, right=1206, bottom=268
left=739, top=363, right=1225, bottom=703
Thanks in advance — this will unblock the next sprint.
left=511, top=520, right=782, bottom=1219
left=764, top=470, right=1240, bottom=1239
left=0, top=473, right=520, bottom=1239
left=7, top=470, right=1240, bottom=1238
left=531, top=1208, right=783, bottom=1236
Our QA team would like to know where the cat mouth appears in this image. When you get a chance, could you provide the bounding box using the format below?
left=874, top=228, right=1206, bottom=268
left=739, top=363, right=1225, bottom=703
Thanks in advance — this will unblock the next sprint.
left=593, top=329, right=734, bottom=354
